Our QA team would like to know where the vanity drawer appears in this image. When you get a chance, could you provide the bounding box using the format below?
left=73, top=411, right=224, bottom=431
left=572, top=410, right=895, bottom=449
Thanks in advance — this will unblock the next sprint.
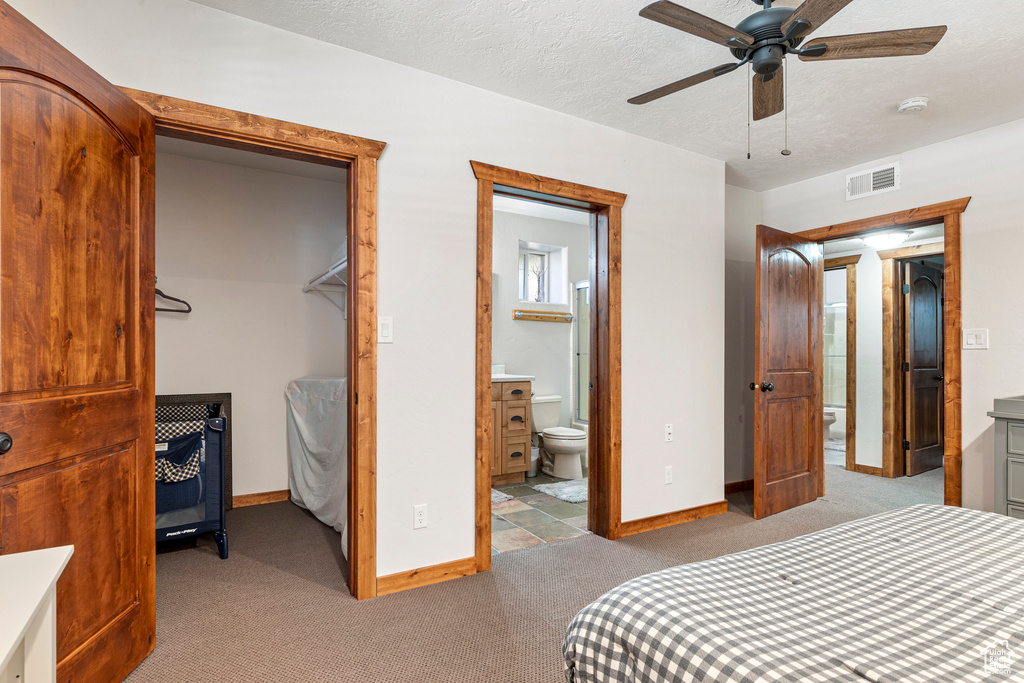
left=501, top=382, right=531, bottom=401
left=502, top=400, right=531, bottom=437
left=503, top=437, right=530, bottom=473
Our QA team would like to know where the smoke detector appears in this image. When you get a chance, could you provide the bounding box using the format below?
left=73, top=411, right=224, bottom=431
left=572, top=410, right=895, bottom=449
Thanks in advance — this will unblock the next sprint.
left=897, top=97, right=930, bottom=115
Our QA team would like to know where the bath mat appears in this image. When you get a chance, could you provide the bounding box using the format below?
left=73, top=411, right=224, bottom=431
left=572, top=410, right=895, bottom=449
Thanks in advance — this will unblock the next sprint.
left=533, top=478, right=587, bottom=504
left=491, top=489, right=512, bottom=504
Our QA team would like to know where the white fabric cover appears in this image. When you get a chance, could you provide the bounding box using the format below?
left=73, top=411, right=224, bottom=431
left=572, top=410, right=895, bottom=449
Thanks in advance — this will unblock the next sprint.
left=286, top=377, right=348, bottom=556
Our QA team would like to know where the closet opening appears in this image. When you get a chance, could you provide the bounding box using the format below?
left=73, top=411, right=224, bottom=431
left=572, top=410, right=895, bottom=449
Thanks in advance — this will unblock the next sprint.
left=125, top=87, right=385, bottom=599
left=152, top=133, right=353, bottom=582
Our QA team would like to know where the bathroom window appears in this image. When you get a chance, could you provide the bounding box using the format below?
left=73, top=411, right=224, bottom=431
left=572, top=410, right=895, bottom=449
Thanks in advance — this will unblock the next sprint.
left=517, top=240, right=567, bottom=304
left=519, top=250, right=549, bottom=302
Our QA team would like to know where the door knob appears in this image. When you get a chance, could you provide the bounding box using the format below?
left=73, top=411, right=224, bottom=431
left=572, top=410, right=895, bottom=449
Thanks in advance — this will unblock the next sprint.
left=0, top=432, right=12, bottom=454
left=936, top=374, right=944, bottom=380
left=749, top=382, right=757, bottom=391
left=760, top=382, right=774, bottom=392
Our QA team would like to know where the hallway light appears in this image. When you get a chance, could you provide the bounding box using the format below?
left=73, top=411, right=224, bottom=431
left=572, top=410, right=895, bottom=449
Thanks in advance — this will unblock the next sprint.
left=864, top=231, right=910, bottom=249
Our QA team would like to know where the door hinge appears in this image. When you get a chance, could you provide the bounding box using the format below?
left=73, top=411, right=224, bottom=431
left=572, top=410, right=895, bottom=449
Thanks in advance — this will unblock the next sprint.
left=903, top=361, right=910, bottom=372
left=355, top=393, right=358, bottom=405
left=903, top=439, right=911, bottom=451
left=902, top=283, right=910, bottom=294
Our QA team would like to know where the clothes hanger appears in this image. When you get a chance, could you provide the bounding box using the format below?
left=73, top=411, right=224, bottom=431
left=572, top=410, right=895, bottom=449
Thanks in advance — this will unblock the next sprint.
left=155, top=286, right=192, bottom=313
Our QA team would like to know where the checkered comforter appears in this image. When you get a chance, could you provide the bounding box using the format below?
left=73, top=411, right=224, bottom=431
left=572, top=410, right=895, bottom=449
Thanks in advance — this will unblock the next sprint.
left=564, top=505, right=1024, bottom=682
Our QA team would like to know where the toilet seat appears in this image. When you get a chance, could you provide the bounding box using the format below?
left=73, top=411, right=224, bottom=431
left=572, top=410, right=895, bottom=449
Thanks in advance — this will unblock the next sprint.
left=542, top=427, right=587, bottom=440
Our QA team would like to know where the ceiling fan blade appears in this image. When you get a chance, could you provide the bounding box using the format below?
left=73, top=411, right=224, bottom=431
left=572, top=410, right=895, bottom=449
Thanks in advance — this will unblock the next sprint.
left=752, top=71, right=784, bottom=121
left=798, top=26, right=947, bottom=61
left=640, top=1, right=754, bottom=48
left=781, top=0, right=855, bottom=39
left=628, top=62, right=738, bottom=105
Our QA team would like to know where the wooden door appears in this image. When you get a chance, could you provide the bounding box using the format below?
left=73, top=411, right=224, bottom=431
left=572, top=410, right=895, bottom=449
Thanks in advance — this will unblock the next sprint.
left=904, top=260, right=944, bottom=476
left=0, top=4, right=155, bottom=681
left=754, top=225, right=824, bottom=519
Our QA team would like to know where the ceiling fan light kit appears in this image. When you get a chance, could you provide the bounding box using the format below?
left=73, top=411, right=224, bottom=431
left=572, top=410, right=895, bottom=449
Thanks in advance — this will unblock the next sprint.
left=629, top=0, right=947, bottom=155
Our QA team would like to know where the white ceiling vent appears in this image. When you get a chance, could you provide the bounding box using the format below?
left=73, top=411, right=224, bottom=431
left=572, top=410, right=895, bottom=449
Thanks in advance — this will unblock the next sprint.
left=846, top=162, right=900, bottom=201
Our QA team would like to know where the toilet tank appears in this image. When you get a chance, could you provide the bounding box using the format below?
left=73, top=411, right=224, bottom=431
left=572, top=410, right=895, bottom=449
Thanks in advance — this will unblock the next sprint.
left=531, top=395, right=562, bottom=432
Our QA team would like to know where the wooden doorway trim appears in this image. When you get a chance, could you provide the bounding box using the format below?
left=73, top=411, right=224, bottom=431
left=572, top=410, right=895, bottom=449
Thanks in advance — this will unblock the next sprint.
left=878, top=242, right=945, bottom=479
left=824, top=255, right=859, bottom=474
left=471, top=161, right=626, bottom=570
left=796, top=197, right=970, bottom=506
left=120, top=88, right=385, bottom=599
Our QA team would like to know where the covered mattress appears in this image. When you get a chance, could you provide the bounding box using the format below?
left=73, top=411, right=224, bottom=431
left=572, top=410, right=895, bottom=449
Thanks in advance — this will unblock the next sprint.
left=564, top=504, right=1024, bottom=682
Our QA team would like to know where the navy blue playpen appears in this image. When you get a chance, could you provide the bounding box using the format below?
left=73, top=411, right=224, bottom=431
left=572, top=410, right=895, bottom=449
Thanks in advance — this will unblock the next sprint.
left=155, top=397, right=228, bottom=559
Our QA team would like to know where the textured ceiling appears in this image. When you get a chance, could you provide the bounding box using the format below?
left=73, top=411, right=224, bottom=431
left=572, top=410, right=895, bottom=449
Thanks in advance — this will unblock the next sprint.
left=189, top=0, right=1024, bottom=191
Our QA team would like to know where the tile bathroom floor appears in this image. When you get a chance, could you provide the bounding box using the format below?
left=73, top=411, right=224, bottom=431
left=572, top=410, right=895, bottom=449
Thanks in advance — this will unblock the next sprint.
left=491, top=471, right=589, bottom=555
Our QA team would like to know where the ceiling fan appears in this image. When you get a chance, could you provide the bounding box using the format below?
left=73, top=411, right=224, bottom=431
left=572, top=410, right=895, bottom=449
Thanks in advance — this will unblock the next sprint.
left=629, top=0, right=947, bottom=121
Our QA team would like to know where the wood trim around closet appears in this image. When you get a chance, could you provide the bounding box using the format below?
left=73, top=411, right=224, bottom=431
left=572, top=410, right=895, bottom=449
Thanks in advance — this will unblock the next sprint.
left=797, top=198, right=969, bottom=506
left=472, top=161, right=626, bottom=573
left=121, top=88, right=384, bottom=599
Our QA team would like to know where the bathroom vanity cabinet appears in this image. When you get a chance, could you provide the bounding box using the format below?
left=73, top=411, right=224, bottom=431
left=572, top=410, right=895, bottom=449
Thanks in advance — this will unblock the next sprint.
left=491, top=381, right=532, bottom=485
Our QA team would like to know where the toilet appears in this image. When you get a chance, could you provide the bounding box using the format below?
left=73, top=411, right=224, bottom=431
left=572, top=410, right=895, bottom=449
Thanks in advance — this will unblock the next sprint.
left=824, top=410, right=837, bottom=439
left=531, top=395, right=587, bottom=480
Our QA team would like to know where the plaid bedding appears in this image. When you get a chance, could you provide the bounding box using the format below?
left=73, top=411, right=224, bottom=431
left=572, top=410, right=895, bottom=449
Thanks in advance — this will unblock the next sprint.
left=564, top=505, right=1024, bottom=682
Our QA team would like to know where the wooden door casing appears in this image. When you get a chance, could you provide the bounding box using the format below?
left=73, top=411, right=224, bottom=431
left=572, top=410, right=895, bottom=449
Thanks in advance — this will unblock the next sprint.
left=904, top=260, right=944, bottom=476
left=0, top=3, right=155, bottom=681
left=754, top=225, right=824, bottom=519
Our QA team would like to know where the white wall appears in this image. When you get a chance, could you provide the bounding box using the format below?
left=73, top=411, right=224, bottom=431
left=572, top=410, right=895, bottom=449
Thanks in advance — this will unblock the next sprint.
left=761, top=119, right=1024, bottom=511
left=723, top=185, right=762, bottom=484
left=154, top=152, right=347, bottom=496
left=24, top=0, right=726, bottom=575
left=492, top=210, right=590, bottom=428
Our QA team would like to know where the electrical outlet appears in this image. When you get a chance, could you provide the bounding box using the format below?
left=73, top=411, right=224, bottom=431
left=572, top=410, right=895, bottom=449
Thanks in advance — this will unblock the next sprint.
left=664, top=466, right=673, bottom=485
left=413, top=503, right=428, bottom=529
left=664, top=423, right=673, bottom=442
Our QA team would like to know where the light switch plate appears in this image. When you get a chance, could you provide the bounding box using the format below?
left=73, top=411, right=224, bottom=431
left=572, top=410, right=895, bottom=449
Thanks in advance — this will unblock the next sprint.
left=378, top=316, right=394, bottom=344
left=963, top=328, right=989, bottom=350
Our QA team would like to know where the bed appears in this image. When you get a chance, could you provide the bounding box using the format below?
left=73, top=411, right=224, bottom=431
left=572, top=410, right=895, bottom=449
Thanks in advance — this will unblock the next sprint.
left=564, top=505, right=1024, bottom=682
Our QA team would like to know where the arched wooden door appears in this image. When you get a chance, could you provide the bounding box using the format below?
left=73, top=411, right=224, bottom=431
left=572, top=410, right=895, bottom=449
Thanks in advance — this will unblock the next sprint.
left=753, top=225, right=824, bottom=519
left=0, top=3, right=155, bottom=680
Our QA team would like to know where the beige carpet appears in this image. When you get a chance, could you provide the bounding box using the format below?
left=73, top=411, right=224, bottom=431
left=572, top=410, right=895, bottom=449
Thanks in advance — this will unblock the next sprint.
left=126, top=465, right=942, bottom=682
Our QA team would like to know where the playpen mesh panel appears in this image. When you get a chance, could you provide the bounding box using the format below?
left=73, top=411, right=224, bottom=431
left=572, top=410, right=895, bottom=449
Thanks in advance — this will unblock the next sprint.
left=156, top=420, right=207, bottom=441
left=156, top=403, right=214, bottom=422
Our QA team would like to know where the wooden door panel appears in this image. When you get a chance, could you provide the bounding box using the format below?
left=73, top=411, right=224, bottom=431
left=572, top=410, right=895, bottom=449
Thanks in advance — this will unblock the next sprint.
left=0, top=390, right=139, bottom=477
left=0, top=444, right=138, bottom=656
left=0, top=4, right=155, bottom=681
left=905, top=262, right=944, bottom=475
left=766, top=397, right=811, bottom=481
left=767, top=249, right=812, bottom=371
left=755, top=225, right=823, bottom=519
left=1, top=76, right=132, bottom=395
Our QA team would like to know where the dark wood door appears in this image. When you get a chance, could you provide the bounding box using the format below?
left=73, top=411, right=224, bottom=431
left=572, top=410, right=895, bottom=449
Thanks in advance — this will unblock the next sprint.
left=904, top=260, right=944, bottom=476
left=0, top=4, right=155, bottom=681
left=754, top=225, right=824, bottom=519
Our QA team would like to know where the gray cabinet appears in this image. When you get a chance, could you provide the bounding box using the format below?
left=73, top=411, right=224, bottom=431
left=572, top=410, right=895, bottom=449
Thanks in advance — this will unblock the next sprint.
left=988, top=396, right=1024, bottom=517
